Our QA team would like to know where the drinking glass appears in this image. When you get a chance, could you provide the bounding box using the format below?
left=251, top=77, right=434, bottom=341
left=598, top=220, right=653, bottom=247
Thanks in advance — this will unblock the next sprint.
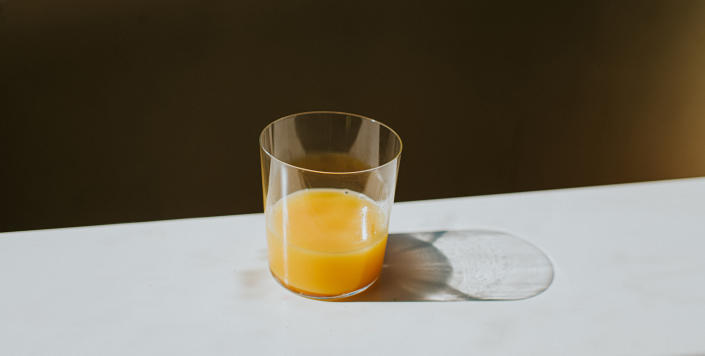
left=259, top=111, right=402, bottom=299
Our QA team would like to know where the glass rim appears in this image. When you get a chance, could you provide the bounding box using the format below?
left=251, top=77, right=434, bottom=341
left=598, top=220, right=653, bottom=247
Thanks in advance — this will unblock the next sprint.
left=259, top=110, right=403, bottom=175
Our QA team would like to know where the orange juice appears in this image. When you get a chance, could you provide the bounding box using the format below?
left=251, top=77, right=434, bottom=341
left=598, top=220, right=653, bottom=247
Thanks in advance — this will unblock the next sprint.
left=266, top=188, right=388, bottom=297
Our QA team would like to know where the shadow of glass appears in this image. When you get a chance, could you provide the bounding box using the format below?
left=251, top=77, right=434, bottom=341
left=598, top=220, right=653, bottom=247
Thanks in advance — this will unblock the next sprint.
left=341, top=230, right=554, bottom=302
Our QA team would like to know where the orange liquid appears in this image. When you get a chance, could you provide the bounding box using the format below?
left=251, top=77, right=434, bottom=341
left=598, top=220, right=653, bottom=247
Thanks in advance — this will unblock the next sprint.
left=266, top=189, right=388, bottom=297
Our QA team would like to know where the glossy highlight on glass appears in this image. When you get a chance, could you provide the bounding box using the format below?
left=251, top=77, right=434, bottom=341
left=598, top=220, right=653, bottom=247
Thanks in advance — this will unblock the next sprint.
left=259, top=111, right=402, bottom=299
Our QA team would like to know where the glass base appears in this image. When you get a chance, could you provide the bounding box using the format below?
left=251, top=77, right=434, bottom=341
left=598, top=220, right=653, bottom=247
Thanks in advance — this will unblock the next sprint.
left=269, top=268, right=379, bottom=300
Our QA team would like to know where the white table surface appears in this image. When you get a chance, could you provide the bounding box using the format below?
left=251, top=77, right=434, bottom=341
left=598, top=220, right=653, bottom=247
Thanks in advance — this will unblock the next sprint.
left=2, top=178, right=704, bottom=355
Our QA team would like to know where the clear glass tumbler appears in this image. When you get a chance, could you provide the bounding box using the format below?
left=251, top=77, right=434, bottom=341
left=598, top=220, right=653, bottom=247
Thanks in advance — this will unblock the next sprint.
left=259, top=111, right=402, bottom=299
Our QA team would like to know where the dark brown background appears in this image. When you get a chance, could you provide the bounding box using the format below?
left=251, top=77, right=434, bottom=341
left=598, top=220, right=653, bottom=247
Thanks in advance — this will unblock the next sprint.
left=2, top=1, right=704, bottom=232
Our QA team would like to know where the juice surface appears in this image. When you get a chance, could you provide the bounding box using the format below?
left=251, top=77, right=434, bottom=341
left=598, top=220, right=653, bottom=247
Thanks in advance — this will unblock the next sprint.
left=266, top=188, right=388, bottom=297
